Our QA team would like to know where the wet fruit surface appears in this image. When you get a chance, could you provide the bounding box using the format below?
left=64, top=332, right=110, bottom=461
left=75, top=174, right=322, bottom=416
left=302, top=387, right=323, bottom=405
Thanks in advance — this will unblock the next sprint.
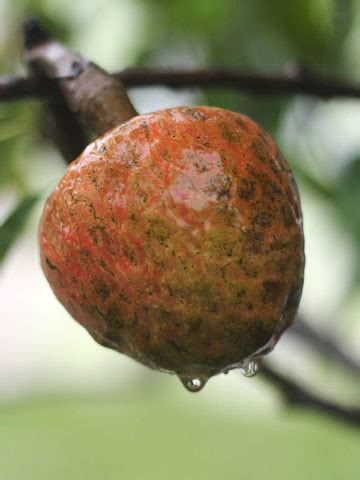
left=39, top=106, right=305, bottom=380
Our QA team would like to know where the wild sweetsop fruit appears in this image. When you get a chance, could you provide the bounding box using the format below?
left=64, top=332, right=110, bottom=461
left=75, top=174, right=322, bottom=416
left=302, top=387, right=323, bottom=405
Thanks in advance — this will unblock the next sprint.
left=39, top=106, right=304, bottom=390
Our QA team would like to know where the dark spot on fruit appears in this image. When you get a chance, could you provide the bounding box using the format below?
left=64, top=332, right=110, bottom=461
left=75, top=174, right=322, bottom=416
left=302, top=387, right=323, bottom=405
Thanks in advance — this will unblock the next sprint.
left=261, top=280, right=282, bottom=303
left=159, top=147, right=172, bottom=163
left=99, top=258, right=115, bottom=277
left=123, top=243, right=137, bottom=263
left=239, top=258, right=259, bottom=278
left=118, top=289, right=130, bottom=303
left=216, top=176, right=232, bottom=199
left=208, top=230, right=236, bottom=257
left=132, top=312, right=139, bottom=327
left=195, top=135, right=211, bottom=148
left=220, top=122, right=241, bottom=143
left=252, top=140, right=269, bottom=163
left=139, top=121, right=150, bottom=139
left=147, top=217, right=171, bottom=246
left=244, top=229, right=264, bottom=254
left=166, top=337, right=189, bottom=354
left=106, top=303, right=125, bottom=330
left=193, top=156, right=210, bottom=173
left=166, top=285, right=174, bottom=297
left=184, top=108, right=206, bottom=121
left=93, top=305, right=107, bottom=320
left=234, top=287, right=246, bottom=306
left=237, top=177, right=256, bottom=200
left=105, top=332, right=125, bottom=350
left=192, top=281, right=214, bottom=301
left=130, top=213, right=139, bottom=223
left=207, top=302, right=218, bottom=313
left=45, top=255, right=60, bottom=273
left=253, top=210, right=274, bottom=228
left=258, top=174, right=282, bottom=201
left=259, top=128, right=272, bottom=145
left=235, top=117, right=251, bottom=132
left=88, top=225, right=105, bottom=245
left=280, top=204, right=296, bottom=228
left=92, top=279, right=110, bottom=301
left=188, top=319, right=203, bottom=334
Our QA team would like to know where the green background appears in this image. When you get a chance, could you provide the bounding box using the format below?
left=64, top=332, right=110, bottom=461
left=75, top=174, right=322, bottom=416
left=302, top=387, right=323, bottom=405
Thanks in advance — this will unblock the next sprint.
left=1, top=390, right=359, bottom=480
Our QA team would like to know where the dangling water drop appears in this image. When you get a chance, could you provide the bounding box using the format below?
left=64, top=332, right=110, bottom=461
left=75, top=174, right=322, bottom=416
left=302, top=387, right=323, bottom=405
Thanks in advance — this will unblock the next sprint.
left=179, top=376, right=207, bottom=392
left=239, top=359, right=259, bottom=377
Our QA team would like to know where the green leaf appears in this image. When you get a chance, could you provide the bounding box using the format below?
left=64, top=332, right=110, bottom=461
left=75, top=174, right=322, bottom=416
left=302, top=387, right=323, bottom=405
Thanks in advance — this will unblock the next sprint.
left=0, top=194, right=39, bottom=264
left=336, top=156, right=360, bottom=237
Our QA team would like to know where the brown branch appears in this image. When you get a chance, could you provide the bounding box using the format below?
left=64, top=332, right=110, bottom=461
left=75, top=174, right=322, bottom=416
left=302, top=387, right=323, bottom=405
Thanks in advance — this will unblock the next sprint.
left=260, top=364, right=360, bottom=428
left=2, top=68, right=360, bottom=102
left=41, top=93, right=90, bottom=163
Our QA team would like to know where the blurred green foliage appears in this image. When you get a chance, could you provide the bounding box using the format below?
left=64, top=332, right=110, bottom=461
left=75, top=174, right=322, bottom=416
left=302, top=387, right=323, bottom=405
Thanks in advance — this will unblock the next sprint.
left=1, top=390, right=359, bottom=480
left=0, top=193, right=38, bottom=263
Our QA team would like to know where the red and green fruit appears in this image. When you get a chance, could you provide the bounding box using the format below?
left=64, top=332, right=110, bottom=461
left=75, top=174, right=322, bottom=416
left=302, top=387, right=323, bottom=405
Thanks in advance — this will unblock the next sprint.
left=39, top=106, right=304, bottom=389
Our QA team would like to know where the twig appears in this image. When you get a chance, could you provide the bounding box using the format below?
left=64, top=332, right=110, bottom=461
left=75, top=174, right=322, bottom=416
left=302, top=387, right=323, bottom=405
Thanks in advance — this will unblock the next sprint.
left=291, top=318, right=360, bottom=376
left=20, top=20, right=90, bottom=162
left=2, top=68, right=360, bottom=102
left=260, top=364, right=360, bottom=427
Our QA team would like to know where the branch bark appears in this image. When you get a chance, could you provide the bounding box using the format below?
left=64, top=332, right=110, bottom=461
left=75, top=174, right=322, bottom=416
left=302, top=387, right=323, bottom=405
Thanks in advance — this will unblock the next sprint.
left=291, top=318, right=360, bottom=376
left=41, top=94, right=90, bottom=162
left=2, top=68, right=360, bottom=101
left=260, top=364, right=360, bottom=427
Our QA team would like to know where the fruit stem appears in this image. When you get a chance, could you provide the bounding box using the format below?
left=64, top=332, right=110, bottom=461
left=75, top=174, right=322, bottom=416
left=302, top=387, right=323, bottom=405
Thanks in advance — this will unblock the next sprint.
left=23, top=18, right=138, bottom=136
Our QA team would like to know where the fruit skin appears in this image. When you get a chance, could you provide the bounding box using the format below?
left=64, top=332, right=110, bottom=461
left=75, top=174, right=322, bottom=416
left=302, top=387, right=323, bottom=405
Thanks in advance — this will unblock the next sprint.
left=39, top=106, right=304, bottom=379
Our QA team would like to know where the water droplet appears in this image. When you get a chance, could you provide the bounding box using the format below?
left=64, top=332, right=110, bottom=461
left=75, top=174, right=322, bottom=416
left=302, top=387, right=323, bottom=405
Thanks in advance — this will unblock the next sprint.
left=239, top=359, right=259, bottom=377
left=179, top=376, right=207, bottom=392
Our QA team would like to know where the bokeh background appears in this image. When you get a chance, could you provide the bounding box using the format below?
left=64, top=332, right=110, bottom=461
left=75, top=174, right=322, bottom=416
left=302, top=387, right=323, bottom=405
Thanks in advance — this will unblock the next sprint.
left=1, top=0, right=360, bottom=478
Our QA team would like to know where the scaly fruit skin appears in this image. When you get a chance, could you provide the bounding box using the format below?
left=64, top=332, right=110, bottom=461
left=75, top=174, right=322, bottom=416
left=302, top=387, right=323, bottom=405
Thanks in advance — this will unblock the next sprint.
left=39, top=106, right=304, bottom=379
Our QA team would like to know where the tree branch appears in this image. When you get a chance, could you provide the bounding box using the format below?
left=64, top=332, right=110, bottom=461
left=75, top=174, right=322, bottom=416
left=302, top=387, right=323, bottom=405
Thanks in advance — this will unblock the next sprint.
left=41, top=95, right=90, bottom=163
left=291, top=318, right=360, bottom=376
left=2, top=68, right=360, bottom=102
left=260, top=364, right=360, bottom=427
